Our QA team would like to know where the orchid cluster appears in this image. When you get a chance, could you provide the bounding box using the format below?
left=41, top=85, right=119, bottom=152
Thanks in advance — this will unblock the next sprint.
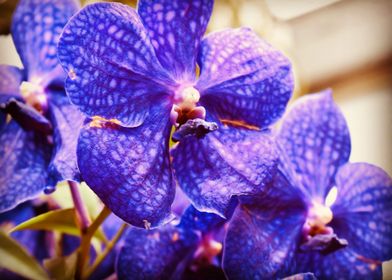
left=0, top=0, right=391, bottom=279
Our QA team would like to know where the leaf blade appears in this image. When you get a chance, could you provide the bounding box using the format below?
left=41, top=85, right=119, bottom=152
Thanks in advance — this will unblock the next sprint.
left=10, top=208, right=106, bottom=241
left=0, top=230, right=49, bottom=280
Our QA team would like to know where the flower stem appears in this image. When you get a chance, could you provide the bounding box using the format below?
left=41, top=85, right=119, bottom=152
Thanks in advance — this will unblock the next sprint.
left=82, top=223, right=128, bottom=280
left=68, top=181, right=91, bottom=233
left=75, top=206, right=111, bottom=280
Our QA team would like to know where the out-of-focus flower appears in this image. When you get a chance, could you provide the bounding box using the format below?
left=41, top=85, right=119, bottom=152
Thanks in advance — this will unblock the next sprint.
left=223, top=90, right=392, bottom=279
left=0, top=0, right=83, bottom=213
left=58, top=0, right=293, bottom=228
left=0, top=201, right=51, bottom=278
left=116, top=205, right=226, bottom=279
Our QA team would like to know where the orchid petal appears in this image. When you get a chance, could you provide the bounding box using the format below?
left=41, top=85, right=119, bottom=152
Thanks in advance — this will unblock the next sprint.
left=277, top=90, right=351, bottom=201
left=77, top=107, right=175, bottom=227
left=12, top=0, right=79, bottom=85
left=58, top=2, right=175, bottom=127
left=197, top=28, right=293, bottom=128
left=172, top=127, right=278, bottom=217
left=138, top=0, right=213, bottom=81
left=331, top=162, right=392, bottom=261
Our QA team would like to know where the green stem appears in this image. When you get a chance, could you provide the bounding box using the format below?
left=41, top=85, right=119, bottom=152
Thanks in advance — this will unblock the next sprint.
left=75, top=206, right=111, bottom=280
left=82, top=223, right=128, bottom=280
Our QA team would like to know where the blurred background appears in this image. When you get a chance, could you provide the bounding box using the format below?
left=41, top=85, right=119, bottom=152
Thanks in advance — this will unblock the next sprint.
left=1, top=0, right=391, bottom=277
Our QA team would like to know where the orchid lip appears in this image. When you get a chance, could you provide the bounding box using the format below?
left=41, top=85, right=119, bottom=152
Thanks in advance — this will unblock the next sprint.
left=301, top=201, right=334, bottom=243
left=170, top=86, right=207, bottom=126
left=300, top=202, right=348, bottom=254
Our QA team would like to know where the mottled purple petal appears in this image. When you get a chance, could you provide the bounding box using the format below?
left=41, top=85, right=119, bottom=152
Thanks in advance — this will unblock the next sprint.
left=0, top=121, right=51, bottom=212
left=330, top=163, right=392, bottom=261
left=172, top=127, right=278, bottom=217
left=291, top=248, right=382, bottom=280
left=138, top=0, right=213, bottom=81
left=11, top=0, right=79, bottom=85
left=171, top=187, right=191, bottom=216
left=46, top=90, right=84, bottom=186
left=58, top=2, right=175, bottom=127
left=178, top=205, right=226, bottom=234
left=0, top=65, right=23, bottom=103
left=117, top=223, right=199, bottom=280
left=223, top=172, right=307, bottom=279
left=278, top=90, right=351, bottom=202
left=196, top=28, right=293, bottom=128
left=77, top=108, right=174, bottom=227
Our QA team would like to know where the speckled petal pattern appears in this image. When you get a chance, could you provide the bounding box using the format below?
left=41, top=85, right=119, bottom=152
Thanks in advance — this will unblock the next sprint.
left=196, top=28, right=293, bottom=128
left=0, top=121, right=51, bottom=212
left=138, top=0, right=213, bottom=81
left=46, top=90, right=84, bottom=187
left=223, top=172, right=307, bottom=279
left=277, top=90, right=351, bottom=202
left=331, top=162, right=392, bottom=261
left=12, top=0, right=79, bottom=85
left=117, top=223, right=199, bottom=279
left=0, top=65, right=24, bottom=103
left=77, top=107, right=175, bottom=227
left=178, top=205, right=226, bottom=234
left=290, top=248, right=382, bottom=280
left=172, top=127, right=278, bottom=217
left=58, top=2, right=175, bottom=127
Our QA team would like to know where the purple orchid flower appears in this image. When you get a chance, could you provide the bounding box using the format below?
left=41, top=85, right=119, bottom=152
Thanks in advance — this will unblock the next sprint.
left=223, top=90, right=392, bottom=279
left=117, top=205, right=226, bottom=279
left=0, top=0, right=83, bottom=213
left=58, top=0, right=293, bottom=228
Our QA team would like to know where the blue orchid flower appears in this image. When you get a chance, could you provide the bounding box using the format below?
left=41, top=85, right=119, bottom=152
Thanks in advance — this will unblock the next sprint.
left=117, top=205, right=226, bottom=279
left=58, top=0, right=293, bottom=228
left=0, top=0, right=83, bottom=213
left=223, top=90, right=392, bottom=279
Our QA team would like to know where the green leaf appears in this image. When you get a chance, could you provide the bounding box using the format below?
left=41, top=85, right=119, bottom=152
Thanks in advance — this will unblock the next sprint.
left=10, top=208, right=106, bottom=242
left=43, top=251, right=78, bottom=280
left=0, top=230, right=49, bottom=280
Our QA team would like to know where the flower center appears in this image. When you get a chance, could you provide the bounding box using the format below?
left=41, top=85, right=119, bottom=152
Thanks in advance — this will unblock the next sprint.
left=174, top=86, right=200, bottom=109
left=304, top=202, right=333, bottom=237
left=300, top=197, right=347, bottom=254
left=191, top=235, right=222, bottom=270
left=20, top=81, right=48, bottom=113
left=170, top=86, right=206, bottom=126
